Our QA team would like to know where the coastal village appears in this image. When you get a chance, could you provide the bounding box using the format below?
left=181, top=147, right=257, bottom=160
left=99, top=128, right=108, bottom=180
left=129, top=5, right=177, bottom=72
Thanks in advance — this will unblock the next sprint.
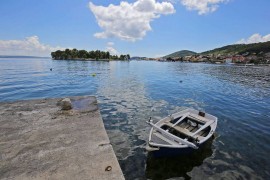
left=137, top=41, right=270, bottom=65
left=160, top=52, right=270, bottom=64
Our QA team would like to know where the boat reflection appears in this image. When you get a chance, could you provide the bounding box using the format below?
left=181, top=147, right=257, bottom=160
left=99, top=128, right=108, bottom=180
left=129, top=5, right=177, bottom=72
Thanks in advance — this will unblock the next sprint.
left=145, top=137, right=214, bottom=179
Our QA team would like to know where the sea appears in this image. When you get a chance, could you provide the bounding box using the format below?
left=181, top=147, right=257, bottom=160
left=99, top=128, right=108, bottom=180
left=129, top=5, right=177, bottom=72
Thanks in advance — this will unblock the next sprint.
left=0, top=58, right=269, bottom=179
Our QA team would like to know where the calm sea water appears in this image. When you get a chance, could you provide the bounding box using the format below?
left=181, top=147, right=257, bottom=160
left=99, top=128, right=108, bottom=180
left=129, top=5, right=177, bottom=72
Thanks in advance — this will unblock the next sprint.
left=0, top=58, right=270, bottom=179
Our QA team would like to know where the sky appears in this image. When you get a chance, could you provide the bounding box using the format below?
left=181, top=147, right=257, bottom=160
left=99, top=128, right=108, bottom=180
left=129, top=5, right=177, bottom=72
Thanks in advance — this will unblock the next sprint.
left=0, top=0, right=270, bottom=57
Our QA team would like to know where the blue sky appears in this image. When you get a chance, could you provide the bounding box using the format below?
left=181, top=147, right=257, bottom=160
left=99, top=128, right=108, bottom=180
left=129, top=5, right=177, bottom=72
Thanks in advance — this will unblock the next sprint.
left=0, top=0, right=269, bottom=57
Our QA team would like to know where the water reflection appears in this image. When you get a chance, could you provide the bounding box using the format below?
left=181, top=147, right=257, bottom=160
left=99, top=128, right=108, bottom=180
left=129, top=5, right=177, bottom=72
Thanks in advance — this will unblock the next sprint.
left=203, top=65, right=270, bottom=96
left=0, top=59, right=269, bottom=179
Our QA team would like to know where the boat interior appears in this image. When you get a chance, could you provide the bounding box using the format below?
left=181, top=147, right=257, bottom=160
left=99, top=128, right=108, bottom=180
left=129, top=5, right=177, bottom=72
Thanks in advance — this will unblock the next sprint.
left=157, top=114, right=212, bottom=144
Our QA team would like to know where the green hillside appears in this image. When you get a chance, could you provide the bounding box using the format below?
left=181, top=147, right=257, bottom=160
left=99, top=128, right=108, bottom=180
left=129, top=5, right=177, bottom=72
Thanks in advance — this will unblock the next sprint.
left=201, top=41, right=270, bottom=55
left=163, top=50, right=197, bottom=58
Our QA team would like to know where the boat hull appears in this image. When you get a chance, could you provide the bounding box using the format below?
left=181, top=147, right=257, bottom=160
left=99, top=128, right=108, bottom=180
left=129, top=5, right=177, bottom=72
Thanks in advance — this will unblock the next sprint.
left=149, top=146, right=195, bottom=157
left=148, top=135, right=214, bottom=157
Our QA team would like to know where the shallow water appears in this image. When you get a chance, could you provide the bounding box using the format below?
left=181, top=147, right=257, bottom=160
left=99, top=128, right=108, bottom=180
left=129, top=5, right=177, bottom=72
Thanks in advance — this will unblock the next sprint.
left=0, top=58, right=269, bottom=179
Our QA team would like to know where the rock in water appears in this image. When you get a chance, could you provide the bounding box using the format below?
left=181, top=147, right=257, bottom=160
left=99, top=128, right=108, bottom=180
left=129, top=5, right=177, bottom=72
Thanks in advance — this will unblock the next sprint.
left=60, top=98, right=72, bottom=110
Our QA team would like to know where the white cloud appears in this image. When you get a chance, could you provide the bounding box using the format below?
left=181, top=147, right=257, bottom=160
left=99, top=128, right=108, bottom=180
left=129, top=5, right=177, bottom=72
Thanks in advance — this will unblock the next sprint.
left=106, top=46, right=119, bottom=55
left=180, top=0, right=228, bottom=15
left=89, top=0, right=175, bottom=41
left=0, top=36, right=64, bottom=56
left=107, top=42, right=114, bottom=46
left=236, top=33, right=270, bottom=44
left=105, top=41, right=118, bottom=55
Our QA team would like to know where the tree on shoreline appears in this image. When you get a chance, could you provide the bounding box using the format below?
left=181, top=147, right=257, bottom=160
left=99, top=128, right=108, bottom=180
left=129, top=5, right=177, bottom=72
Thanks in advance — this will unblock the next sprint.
left=51, top=49, right=130, bottom=60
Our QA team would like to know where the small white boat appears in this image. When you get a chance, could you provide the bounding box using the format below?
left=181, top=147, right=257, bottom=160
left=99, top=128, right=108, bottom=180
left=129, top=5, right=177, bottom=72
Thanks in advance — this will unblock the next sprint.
left=146, top=108, right=217, bottom=152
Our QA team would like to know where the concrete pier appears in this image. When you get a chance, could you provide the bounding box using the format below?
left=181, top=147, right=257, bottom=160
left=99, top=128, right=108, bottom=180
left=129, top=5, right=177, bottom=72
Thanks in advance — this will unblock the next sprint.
left=0, top=96, right=124, bottom=180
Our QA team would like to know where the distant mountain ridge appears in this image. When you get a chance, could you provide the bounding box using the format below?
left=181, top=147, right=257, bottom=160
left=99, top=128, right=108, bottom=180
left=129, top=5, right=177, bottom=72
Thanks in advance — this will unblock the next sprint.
left=201, top=41, right=270, bottom=55
left=163, top=50, right=197, bottom=58
left=0, top=55, right=50, bottom=58
left=164, top=41, right=270, bottom=58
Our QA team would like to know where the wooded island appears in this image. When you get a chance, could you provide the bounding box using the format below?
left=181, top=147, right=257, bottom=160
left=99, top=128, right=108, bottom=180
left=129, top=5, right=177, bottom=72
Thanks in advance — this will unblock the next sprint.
left=51, top=48, right=130, bottom=60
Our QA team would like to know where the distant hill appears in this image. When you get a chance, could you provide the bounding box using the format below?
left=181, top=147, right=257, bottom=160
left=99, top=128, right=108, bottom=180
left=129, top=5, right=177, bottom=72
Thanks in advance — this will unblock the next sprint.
left=201, top=41, right=270, bottom=55
left=163, top=42, right=270, bottom=59
left=0, top=55, right=50, bottom=59
left=163, top=50, right=197, bottom=58
left=130, top=56, right=145, bottom=60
